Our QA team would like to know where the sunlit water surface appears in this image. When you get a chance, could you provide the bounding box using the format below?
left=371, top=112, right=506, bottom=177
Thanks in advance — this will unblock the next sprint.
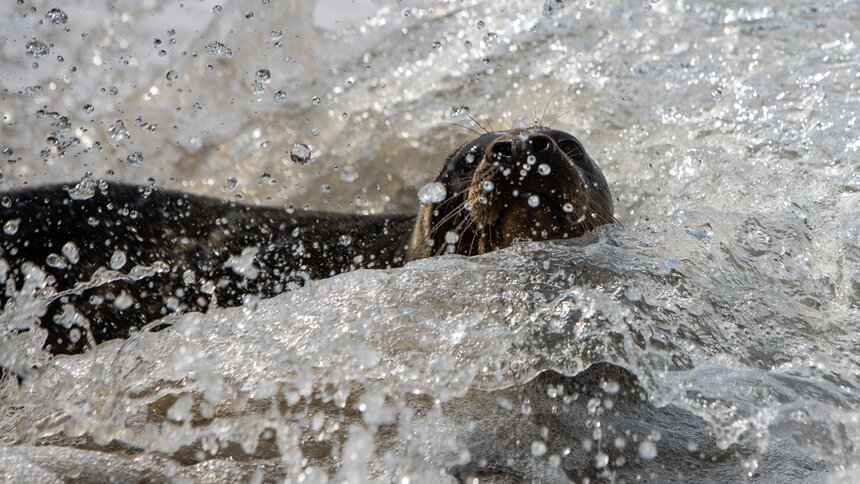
left=1, top=0, right=858, bottom=482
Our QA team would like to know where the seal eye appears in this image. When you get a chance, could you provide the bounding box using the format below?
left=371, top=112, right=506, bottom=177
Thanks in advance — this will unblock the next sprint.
left=558, top=139, right=586, bottom=166
left=456, top=147, right=482, bottom=176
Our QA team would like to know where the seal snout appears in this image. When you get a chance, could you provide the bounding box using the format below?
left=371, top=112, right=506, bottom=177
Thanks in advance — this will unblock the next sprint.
left=486, top=133, right=554, bottom=165
left=467, top=130, right=580, bottom=240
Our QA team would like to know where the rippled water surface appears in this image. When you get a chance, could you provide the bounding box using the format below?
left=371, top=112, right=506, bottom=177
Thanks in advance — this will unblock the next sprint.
left=1, top=0, right=858, bottom=481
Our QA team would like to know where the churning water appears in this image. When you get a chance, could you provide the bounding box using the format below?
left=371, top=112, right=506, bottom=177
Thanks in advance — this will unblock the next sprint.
left=1, top=0, right=858, bottom=481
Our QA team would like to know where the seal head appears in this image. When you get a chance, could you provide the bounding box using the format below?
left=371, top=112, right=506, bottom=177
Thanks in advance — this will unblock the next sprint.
left=409, top=128, right=614, bottom=259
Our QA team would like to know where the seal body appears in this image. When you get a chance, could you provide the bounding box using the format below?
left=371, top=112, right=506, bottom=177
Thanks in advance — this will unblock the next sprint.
left=0, top=127, right=613, bottom=356
left=1, top=183, right=414, bottom=354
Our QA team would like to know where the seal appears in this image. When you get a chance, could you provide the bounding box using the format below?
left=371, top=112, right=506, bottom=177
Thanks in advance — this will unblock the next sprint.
left=0, top=127, right=613, bottom=356
left=409, top=128, right=614, bottom=259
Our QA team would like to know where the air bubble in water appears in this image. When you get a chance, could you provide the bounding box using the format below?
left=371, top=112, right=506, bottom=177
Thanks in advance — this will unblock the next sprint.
left=3, top=218, right=20, bottom=235
left=528, top=194, right=540, bottom=207
left=290, top=143, right=312, bottom=164
left=110, top=250, right=127, bottom=270
left=417, top=182, right=446, bottom=203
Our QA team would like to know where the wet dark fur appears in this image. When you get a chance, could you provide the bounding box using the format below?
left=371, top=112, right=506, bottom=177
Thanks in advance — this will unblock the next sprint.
left=0, top=128, right=612, bottom=357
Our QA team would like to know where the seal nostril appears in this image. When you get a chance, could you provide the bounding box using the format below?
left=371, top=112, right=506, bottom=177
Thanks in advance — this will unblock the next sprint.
left=490, top=140, right=513, bottom=160
left=530, top=135, right=551, bottom=153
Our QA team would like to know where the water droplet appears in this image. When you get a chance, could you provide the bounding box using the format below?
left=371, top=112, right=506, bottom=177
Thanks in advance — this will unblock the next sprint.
left=601, top=380, right=620, bottom=394
left=417, top=182, right=447, bottom=204
left=710, top=86, right=723, bottom=102
left=595, top=451, right=609, bottom=468
left=526, top=155, right=537, bottom=165
left=482, top=180, right=494, bottom=192
left=68, top=175, right=95, bottom=200
left=62, top=241, right=79, bottom=264
left=528, top=194, right=540, bottom=207
left=290, top=143, right=312, bottom=164
left=256, top=69, right=271, bottom=82
left=212, top=5, right=222, bottom=15
left=639, top=440, right=657, bottom=459
left=451, top=104, right=470, bottom=120
left=270, top=29, right=283, bottom=41
left=46, top=8, right=68, bottom=25
left=483, top=32, right=498, bottom=44
left=108, top=119, right=128, bottom=140
left=110, top=250, right=127, bottom=270
left=542, top=0, right=566, bottom=18
left=465, top=153, right=476, bottom=163
left=205, top=40, right=232, bottom=57
left=114, top=291, right=133, bottom=310
left=26, top=39, right=50, bottom=59
left=339, top=234, right=352, bottom=246
left=166, top=69, right=179, bottom=81
left=538, top=163, right=551, bottom=175
left=476, top=20, right=485, bottom=29
left=311, top=96, right=321, bottom=105
left=530, top=441, right=547, bottom=457
left=223, top=176, right=238, bottom=192
left=3, top=218, right=20, bottom=235
left=445, top=231, right=459, bottom=244
left=126, top=151, right=143, bottom=166
left=340, top=165, right=357, bottom=182
left=46, top=253, right=67, bottom=269
left=274, top=90, right=286, bottom=103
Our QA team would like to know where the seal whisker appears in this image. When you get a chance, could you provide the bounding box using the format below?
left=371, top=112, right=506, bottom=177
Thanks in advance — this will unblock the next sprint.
left=447, top=122, right=482, bottom=136
left=466, top=115, right=490, bottom=134
left=539, top=93, right=560, bottom=128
